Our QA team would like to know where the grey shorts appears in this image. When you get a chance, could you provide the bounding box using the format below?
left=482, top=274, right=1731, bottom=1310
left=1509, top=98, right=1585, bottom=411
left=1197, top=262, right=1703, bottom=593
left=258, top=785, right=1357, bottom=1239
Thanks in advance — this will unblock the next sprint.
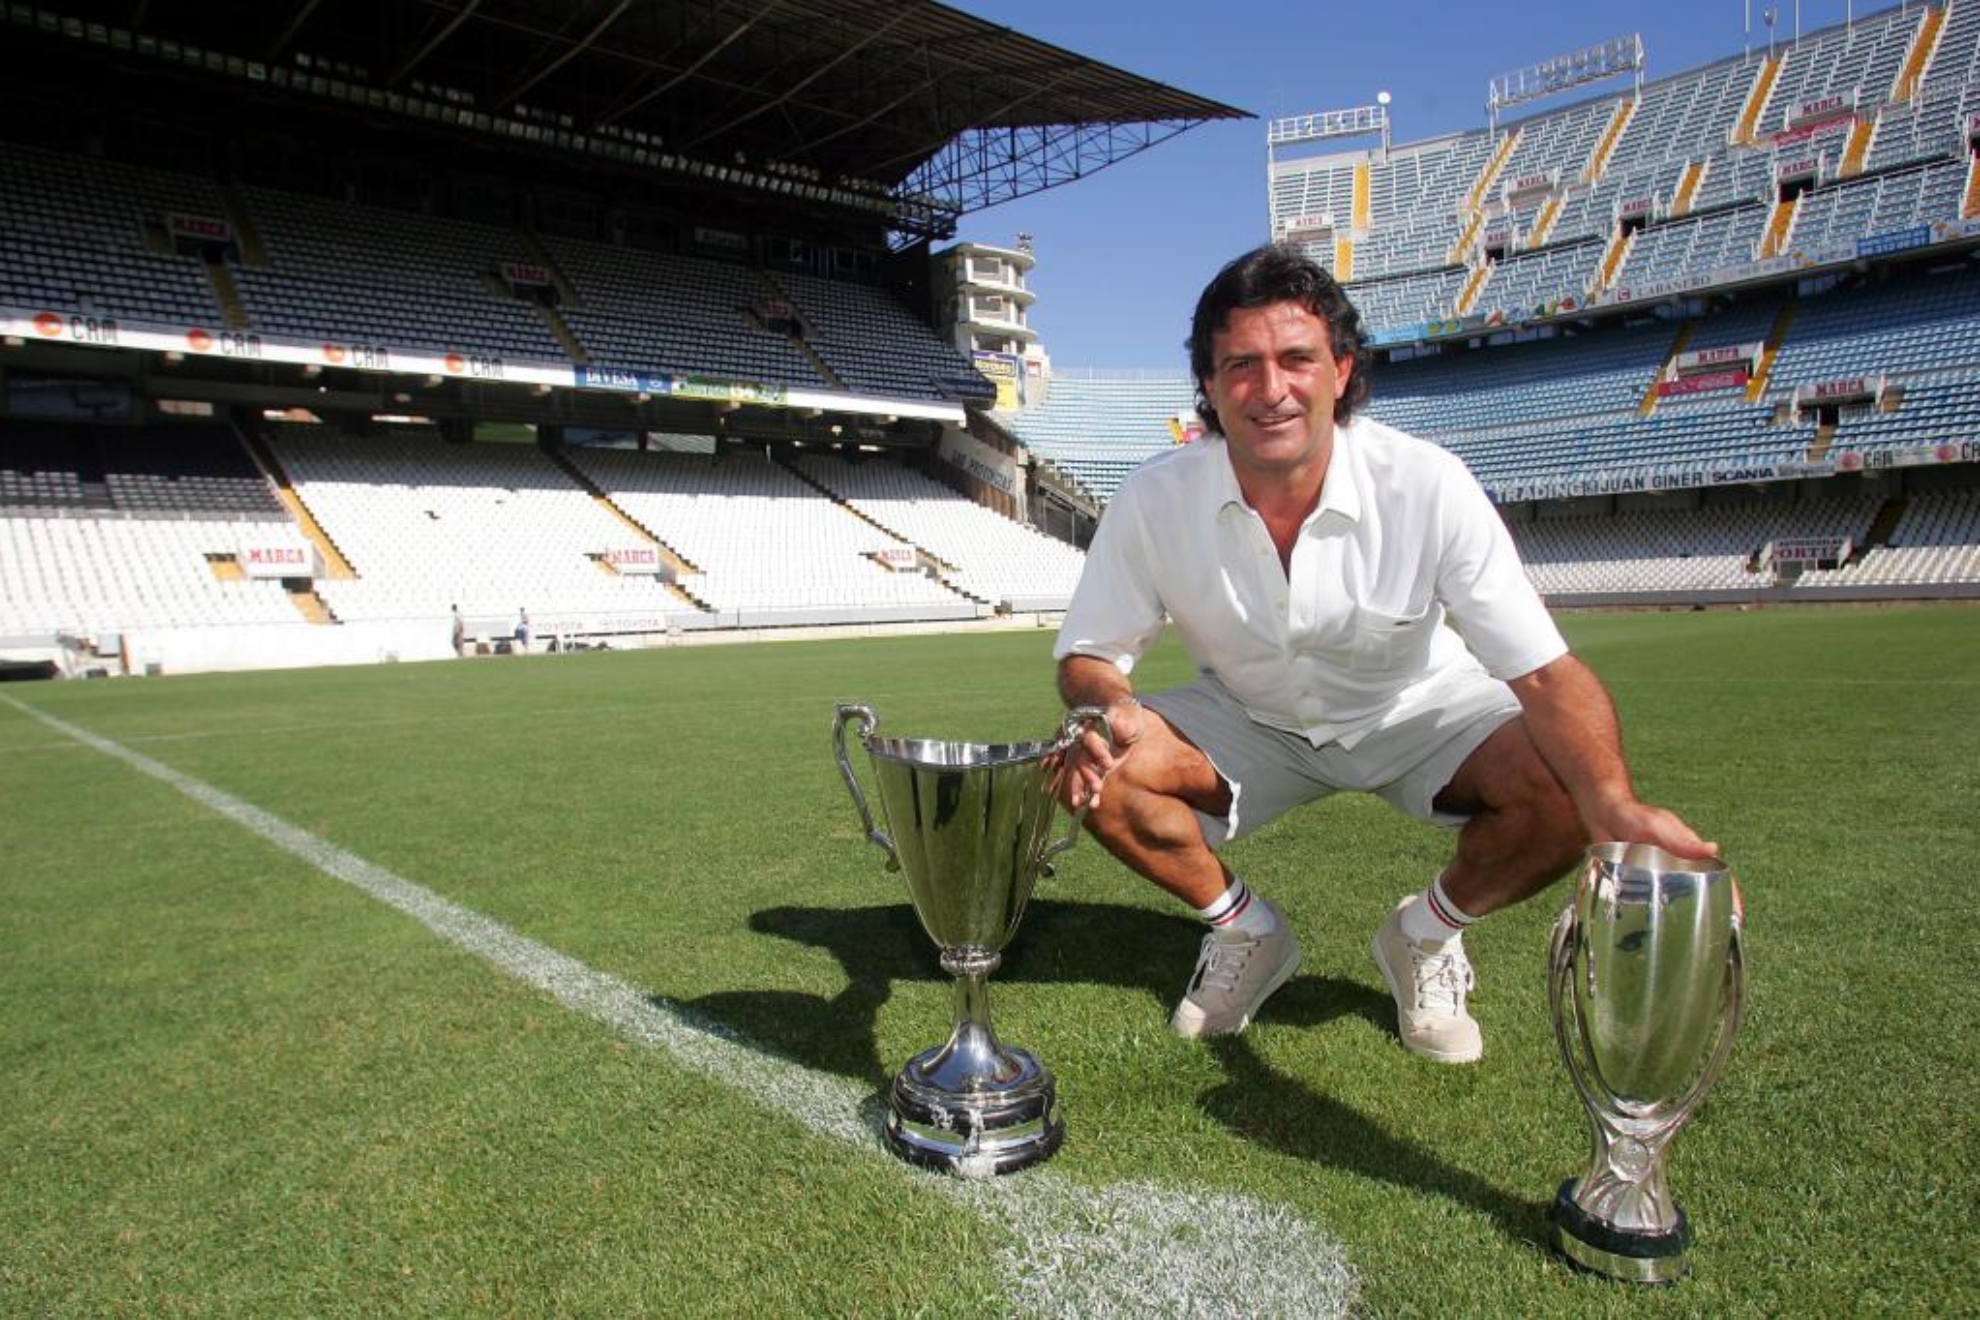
left=1142, top=668, right=1522, bottom=847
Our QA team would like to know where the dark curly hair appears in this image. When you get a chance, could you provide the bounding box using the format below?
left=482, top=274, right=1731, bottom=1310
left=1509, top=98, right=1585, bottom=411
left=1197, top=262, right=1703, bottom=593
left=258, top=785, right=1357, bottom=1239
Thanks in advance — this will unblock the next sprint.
left=1188, top=243, right=1372, bottom=435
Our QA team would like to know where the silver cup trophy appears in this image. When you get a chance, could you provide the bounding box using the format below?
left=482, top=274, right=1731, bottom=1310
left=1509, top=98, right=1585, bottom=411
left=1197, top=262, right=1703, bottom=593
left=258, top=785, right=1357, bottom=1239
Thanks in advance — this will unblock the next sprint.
left=1548, top=841, right=1747, bottom=1283
left=833, top=702, right=1108, bottom=1176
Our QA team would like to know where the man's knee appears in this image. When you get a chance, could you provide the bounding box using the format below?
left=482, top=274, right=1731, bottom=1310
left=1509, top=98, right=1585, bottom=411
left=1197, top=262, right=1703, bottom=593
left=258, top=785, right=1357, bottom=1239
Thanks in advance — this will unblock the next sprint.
left=1442, top=720, right=1586, bottom=865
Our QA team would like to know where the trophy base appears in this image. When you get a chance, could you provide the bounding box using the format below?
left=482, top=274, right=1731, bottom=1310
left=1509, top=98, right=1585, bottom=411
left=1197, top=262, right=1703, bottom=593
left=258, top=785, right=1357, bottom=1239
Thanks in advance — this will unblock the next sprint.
left=884, top=1045, right=1063, bottom=1177
left=1549, top=1180, right=1692, bottom=1284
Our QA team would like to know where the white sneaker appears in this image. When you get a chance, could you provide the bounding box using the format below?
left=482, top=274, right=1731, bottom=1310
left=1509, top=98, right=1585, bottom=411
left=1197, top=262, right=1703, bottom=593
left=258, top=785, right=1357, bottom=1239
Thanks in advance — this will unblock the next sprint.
left=1171, top=900, right=1301, bottom=1038
left=1371, top=897, right=1483, bottom=1063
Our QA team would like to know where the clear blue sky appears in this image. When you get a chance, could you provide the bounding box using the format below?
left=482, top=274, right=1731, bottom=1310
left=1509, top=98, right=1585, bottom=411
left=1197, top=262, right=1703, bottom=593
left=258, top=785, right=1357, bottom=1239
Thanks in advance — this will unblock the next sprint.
left=944, top=0, right=1897, bottom=369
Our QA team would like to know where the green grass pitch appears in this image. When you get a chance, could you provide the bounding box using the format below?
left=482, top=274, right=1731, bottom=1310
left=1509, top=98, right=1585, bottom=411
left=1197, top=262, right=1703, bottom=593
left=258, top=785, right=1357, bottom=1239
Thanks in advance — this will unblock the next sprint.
left=2, top=605, right=1974, bottom=1316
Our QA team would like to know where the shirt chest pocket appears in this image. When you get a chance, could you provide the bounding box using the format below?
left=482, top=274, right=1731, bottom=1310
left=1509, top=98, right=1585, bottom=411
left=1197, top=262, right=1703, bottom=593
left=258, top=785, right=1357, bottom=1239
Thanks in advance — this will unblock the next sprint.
left=1345, top=603, right=1439, bottom=675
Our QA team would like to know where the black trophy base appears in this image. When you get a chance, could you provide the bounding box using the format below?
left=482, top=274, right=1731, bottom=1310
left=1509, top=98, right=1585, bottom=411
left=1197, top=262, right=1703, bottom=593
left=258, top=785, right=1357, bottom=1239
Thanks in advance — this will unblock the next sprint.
left=883, top=1046, right=1063, bottom=1177
left=1549, top=1179, right=1693, bottom=1284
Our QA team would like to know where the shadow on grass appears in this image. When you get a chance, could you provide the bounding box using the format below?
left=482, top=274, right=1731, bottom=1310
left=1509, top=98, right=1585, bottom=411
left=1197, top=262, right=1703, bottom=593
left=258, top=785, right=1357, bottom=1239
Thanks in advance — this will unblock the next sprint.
left=678, top=897, right=1547, bottom=1247
left=1200, top=1034, right=1550, bottom=1244
left=679, top=898, right=1201, bottom=1088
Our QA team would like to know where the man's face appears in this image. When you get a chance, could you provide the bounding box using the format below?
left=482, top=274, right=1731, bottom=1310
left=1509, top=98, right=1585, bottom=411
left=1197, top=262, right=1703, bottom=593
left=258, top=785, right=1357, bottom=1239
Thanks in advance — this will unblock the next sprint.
left=1202, top=301, right=1353, bottom=485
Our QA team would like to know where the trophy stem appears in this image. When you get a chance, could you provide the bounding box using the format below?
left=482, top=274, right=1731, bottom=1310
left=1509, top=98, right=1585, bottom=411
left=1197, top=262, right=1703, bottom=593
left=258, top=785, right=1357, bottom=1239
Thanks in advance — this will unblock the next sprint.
left=919, top=948, right=1019, bottom=1093
left=884, top=946, right=1063, bottom=1177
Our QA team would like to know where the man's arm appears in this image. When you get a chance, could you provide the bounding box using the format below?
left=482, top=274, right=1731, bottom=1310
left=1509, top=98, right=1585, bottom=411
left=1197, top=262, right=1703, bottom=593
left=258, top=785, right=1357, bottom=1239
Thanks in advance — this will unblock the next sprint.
left=1507, top=653, right=1718, bottom=859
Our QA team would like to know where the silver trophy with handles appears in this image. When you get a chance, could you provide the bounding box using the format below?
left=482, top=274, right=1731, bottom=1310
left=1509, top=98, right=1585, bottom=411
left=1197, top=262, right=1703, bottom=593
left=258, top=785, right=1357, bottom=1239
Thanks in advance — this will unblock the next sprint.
left=833, top=702, right=1108, bottom=1176
left=1548, top=841, right=1747, bottom=1283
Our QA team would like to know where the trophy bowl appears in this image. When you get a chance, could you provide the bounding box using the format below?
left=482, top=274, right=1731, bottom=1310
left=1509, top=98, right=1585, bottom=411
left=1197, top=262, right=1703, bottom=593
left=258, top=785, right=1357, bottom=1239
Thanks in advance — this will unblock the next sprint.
left=1548, top=841, right=1746, bottom=1283
left=833, top=702, right=1107, bottom=1176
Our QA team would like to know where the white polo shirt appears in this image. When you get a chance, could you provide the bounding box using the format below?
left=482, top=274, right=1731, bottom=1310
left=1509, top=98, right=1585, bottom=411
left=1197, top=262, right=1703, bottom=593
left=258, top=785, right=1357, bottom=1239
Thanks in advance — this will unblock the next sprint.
left=1055, top=415, right=1567, bottom=749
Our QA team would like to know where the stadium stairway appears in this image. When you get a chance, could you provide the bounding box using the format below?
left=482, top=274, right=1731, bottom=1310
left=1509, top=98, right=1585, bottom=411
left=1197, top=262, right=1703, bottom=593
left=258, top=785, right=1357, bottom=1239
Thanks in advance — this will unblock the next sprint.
left=1639, top=322, right=1697, bottom=418
left=238, top=427, right=356, bottom=579
left=218, top=185, right=269, bottom=266
left=199, top=519, right=337, bottom=623
left=775, top=455, right=967, bottom=582
left=511, top=236, right=590, bottom=362
left=1526, top=195, right=1565, bottom=248
left=516, top=234, right=583, bottom=309
left=1449, top=212, right=1484, bottom=266
left=1839, top=117, right=1877, bottom=179
left=1849, top=497, right=1911, bottom=567
left=285, top=582, right=336, bottom=624
left=204, top=259, right=251, bottom=331
left=1670, top=160, right=1706, bottom=218
left=1585, top=98, right=1635, bottom=185
left=1760, top=193, right=1803, bottom=259
left=753, top=271, right=850, bottom=389
left=1894, top=3, right=1948, bottom=103
left=1732, top=57, right=1783, bottom=146
left=1744, top=304, right=1797, bottom=403
left=775, top=456, right=1012, bottom=611
left=1456, top=263, right=1492, bottom=315
left=540, top=445, right=704, bottom=601
left=1467, top=130, right=1520, bottom=215
left=1593, top=227, right=1635, bottom=297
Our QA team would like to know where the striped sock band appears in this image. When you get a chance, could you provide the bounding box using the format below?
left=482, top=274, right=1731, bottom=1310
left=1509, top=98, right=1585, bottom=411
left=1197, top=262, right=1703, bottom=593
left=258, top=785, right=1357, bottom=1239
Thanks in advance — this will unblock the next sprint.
left=1400, top=874, right=1478, bottom=949
left=1424, top=874, right=1477, bottom=932
left=1197, top=877, right=1253, bottom=929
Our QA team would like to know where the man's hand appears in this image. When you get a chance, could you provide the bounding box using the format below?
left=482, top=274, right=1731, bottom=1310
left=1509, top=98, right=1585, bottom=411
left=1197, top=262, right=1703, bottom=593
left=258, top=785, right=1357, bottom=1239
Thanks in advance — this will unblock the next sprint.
left=1060, top=696, right=1144, bottom=811
left=1586, top=796, right=1720, bottom=861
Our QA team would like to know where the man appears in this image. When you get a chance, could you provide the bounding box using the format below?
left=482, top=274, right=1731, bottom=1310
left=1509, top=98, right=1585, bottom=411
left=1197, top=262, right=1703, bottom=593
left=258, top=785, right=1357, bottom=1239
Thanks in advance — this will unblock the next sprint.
left=1054, top=244, right=1713, bottom=1062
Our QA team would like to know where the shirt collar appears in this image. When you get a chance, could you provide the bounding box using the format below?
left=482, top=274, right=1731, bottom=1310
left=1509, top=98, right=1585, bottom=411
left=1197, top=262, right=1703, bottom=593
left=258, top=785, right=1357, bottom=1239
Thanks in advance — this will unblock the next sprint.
left=1209, top=417, right=1364, bottom=526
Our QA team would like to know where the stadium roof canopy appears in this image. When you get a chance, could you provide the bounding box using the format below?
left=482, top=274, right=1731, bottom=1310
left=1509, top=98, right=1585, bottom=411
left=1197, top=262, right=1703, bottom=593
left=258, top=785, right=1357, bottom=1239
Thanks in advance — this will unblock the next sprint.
left=17, top=1, right=1247, bottom=242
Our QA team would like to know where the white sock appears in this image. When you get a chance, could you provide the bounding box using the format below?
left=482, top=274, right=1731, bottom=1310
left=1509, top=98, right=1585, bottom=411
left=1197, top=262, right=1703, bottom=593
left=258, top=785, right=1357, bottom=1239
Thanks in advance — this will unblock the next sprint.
left=1198, top=877, right=1279, bottom=938
left=1399, top=873, right=1476, bottom=951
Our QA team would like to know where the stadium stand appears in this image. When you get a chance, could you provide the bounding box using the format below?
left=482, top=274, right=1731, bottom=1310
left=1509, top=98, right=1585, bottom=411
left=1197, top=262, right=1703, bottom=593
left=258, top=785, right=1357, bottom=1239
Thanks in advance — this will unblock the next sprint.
left=3, top=1, right=1977, bottom=678
left=560, top=445, right=980, bottom=627
left=1004, top=373, right=1198, bottom=503
left=541, top=238, right=827, bottom=392
left=265, top=425, right=686, bottom=633
left=788, top=452, right=1088, bottom=611
left=0, top=144, right=228, bottom=329
left=1018, top=1, right=1980, bottom=609
left=0, top=422, right=309, bottom=641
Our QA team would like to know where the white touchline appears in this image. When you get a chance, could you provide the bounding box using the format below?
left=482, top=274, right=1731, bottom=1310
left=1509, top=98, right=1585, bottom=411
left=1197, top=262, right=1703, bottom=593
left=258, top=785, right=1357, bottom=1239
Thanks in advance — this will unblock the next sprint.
left=4, top=693, right=1355, bottom=1319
